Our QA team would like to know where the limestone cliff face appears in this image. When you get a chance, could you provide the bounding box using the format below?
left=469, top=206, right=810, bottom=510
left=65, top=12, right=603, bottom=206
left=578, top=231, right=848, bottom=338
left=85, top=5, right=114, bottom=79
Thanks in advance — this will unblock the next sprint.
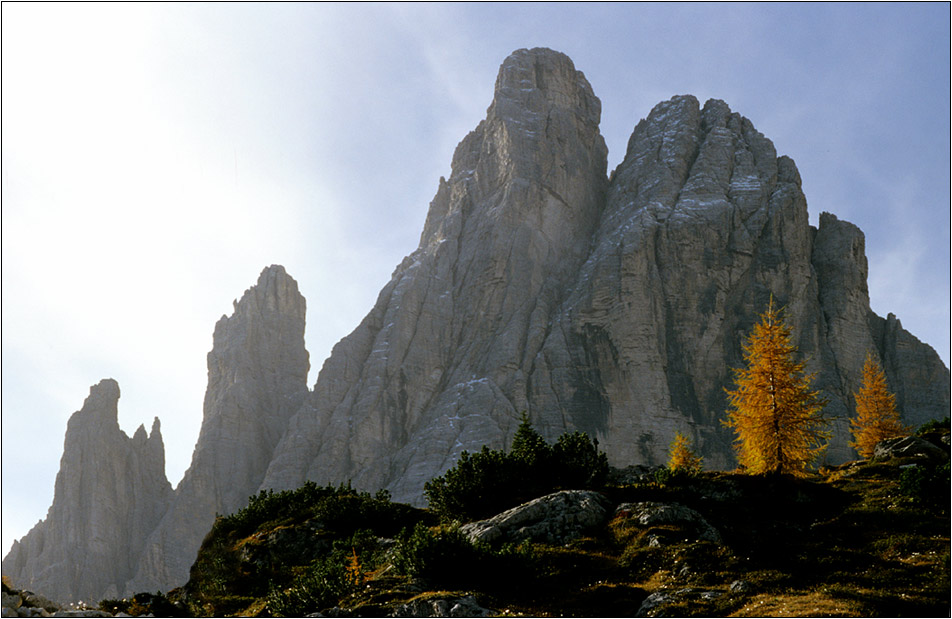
left=527, top=97, right=948, bottom=467
left=528, top=95, right=825, bottom=468
left=262, top=49, right=949, bottom=502
left=128, top=264, right=309, bottom=594
left=261, top=48, right=609, bottom=501
left=0, top=380, right=172, bottom=602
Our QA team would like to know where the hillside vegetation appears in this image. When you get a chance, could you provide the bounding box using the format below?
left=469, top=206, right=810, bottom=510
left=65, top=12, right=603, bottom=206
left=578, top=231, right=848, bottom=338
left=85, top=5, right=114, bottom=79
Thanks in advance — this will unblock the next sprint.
left=57, top=420, right=945, bottom=618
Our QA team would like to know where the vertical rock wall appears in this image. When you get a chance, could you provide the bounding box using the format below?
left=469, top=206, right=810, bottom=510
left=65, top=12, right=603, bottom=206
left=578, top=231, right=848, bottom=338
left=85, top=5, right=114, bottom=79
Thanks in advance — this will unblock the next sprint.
left=1, top=380, right=172, bottom=601
left=127, top=265, right=310, bottom=594
left=261, top=48, right=610, bottom=502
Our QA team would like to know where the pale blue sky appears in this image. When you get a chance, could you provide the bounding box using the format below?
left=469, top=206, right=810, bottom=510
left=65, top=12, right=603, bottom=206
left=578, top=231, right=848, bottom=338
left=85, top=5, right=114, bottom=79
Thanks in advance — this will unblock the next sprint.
left=3, top=3, right=949, bottom=555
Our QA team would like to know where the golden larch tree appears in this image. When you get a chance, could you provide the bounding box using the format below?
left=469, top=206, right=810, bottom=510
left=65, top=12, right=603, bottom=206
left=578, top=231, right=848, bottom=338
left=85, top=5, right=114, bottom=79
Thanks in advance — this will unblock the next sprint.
left=850, top=352, right=909, bottom=458
left=668, top=431, right=703, bottom=473
left=724, top=298, right=830, bottom=476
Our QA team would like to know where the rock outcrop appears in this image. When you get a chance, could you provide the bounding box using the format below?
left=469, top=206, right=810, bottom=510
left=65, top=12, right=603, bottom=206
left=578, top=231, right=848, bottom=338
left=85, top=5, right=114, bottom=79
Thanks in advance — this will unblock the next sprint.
left=461, top=490, right=611, bottom=547
left=613, top=502, right=722, bottom=545
left=1, top=380, right=172, bottom=602
left=128, top=265, right=309, bottom=594
left=873, top=435, right=948, bottom=461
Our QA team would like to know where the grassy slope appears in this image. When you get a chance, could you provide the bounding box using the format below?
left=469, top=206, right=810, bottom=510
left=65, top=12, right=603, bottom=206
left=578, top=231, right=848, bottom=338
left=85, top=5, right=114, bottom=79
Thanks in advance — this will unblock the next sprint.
left=158, top=450, right=948, bottom=618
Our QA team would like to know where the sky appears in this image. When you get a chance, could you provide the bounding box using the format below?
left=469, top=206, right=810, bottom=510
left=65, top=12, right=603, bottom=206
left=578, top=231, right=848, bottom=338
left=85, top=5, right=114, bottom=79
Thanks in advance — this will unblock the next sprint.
left=2, top=3, right=949, bottom=556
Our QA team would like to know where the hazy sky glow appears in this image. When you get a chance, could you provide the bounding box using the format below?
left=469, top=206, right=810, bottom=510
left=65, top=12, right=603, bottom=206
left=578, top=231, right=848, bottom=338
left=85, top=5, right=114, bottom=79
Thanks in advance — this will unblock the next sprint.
left=2, top=3, right=949, bottom=555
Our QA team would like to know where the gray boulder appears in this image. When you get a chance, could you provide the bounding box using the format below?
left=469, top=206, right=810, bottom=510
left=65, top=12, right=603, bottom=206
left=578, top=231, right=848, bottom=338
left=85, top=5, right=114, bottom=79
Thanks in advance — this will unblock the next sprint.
left=615, top=502, right=721, bottom=545
left=390, top=595, right=495, bottom=618
left=873, top=435, right=948, bottom=461
left=461, top=490, right=611, bottom=547
left=636, top=588, right=724, bottom=617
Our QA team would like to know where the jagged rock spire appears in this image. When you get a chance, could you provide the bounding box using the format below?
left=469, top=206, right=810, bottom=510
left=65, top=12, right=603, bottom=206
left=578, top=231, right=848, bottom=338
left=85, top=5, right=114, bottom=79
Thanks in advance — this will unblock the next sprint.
left=1, top=380, right=172, bottom=601
left=262, top=47, right=610, bottom=501
left=128, top=264, right=310, bottom=593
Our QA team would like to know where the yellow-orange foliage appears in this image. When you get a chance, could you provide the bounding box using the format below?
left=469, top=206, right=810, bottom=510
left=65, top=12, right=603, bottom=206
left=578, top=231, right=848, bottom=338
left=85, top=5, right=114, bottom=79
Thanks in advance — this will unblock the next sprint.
left=850, top=352, right=909, bottom=458
left=668, top=431, right=703, bottom=473
left=345, top=547, right=364, bottom=587
left=724, top=298, right=830, bottom=476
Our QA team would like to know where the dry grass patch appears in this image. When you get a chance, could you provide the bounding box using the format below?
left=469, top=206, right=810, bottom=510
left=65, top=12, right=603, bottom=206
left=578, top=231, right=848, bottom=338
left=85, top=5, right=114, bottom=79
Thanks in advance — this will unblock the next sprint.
left=730, top=590, right=862, bottom=617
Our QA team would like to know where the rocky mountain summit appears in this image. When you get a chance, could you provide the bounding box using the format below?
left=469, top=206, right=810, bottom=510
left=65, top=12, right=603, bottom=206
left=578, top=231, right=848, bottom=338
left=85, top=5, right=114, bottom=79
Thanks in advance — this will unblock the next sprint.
left=128, top=264, right=310, bottom=594
left=3, top=47, right=949, bottom=603
left=2, top=380, right=172, bottom=602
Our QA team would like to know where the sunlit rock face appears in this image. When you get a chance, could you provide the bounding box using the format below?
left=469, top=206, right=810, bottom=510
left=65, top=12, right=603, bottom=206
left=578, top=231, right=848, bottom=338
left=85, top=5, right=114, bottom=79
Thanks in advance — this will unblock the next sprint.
left=0, top=380, right=172, bottom=602
left=261, top=48, right=948, bottom=501
left=528, top=96, right=948, bottom=469
left=261, top=47, right=610, bottom=502
left=128, top=264, right=310, bottom=594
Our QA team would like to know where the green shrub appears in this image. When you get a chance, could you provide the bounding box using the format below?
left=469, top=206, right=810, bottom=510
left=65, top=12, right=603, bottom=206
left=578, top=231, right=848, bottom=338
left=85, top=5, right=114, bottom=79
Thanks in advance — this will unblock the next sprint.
left=916, top=417, right=950, bottom=436
left=653, top=465, right=700, bottom=487
left=392, top=522, right=535, bottom=591
left=424, top=415, right=608, bottom=522
left=267, top=556, right=352, bottom=617
left=552, top=431, right=609, bottom=488
left=214, top=481, right=420, bottom=541
left=392, top=522, right=486, bottom=583
left=264, top=526, right=392, bottom=617
left=188, top=482, right=427, bottom=615
left=899, top=461, right=950, bottom=511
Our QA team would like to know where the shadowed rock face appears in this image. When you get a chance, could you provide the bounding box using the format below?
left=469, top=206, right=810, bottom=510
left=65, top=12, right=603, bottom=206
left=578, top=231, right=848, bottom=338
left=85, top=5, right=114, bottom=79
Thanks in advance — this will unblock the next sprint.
left=261, top=48, right=610, bottom=501
left=128, top=264, right=310, bottom=594
left=1, top=380, right=172, bottom=602
left=4, top=48, right=949, bottom=601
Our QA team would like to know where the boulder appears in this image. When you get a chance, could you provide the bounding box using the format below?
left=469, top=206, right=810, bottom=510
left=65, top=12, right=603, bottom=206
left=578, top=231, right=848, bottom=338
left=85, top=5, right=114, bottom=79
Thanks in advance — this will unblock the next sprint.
left=873, top=436, right=948, bottom=461
left=636, top=588, right=724, bottom=617
left=390, top=595, right=495, bottom=618
left=614, top=502, right=721, bottom=544
left=460, top=490, right=610, bottom=547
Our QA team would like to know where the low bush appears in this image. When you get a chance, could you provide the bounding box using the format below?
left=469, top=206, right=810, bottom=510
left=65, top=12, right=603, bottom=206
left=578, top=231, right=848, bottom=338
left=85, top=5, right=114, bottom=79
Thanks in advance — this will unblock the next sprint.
left=187, top=483, right=427, bottom=615
left=916, top=417, right=950, bottom=436
left=424, top=415, right=608, bottom=522
left=215, top=482, right=407, bottom=539
left=392, top=522, right=535, bottom=592
left=899, top=461, right=950, bottom=511
left=267, top=556, right=351, bottom=617
left=266, top=528, right=385, bottom=617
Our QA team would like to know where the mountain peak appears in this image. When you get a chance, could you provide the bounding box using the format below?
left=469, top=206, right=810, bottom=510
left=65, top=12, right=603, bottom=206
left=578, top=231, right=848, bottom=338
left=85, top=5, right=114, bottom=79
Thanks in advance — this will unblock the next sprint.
left=489, top=47, right=601, bottom=130
left=68, top=378, right=120, bottom=434
left=5, top=49, right=948, bottom=604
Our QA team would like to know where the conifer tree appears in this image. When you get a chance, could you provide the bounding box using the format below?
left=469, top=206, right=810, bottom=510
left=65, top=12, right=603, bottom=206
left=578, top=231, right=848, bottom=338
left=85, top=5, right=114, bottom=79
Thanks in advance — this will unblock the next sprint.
left=510, top=412, right=551, bottom=466
left=724, top=298, right=830, bottom=476
left=850, top=352, right=909, bottom=458
left=667, top=431, right=703, bottom=474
